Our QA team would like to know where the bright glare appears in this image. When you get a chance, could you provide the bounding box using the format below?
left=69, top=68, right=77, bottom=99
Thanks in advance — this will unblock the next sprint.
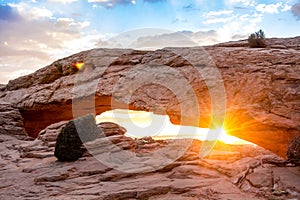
left=74, top=62, right=84, bottom=70
left=96, top=109, right=255, bottom=145
left=215, top=128, right=253, bottom=145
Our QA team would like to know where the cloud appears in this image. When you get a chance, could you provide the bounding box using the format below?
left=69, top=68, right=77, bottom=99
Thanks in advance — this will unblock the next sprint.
left=95, top=28, right=172, bottom=48
left=95, top=30, right=219, bottom=50
left=206, top=10, right=233, bottom=17
left=88, top=0, right=164, bottom=8
left=281, top=4, right=292, bottom=12
left=48, top=0, right=78, bottom=3
left=0, top=45, right=49, bottom=59
left=9, top=2, right=53, bottom=20
left=183, top=3, right=194, bottom=10
left=0, top=3, right=96, bottom=84
left=131, top=30, right=220, bottom=49
left=144, top=0, right=165, bottom=2
left=233, top=6, right=248, bottom=10
left=291, top=1, right=300, bottom=19
left=202, top=5, right=263, bottom=42
left=225, top=0, right=255, bottom=7
left=87, top=0, right=135, bottom=8
left=231, top=34, right=247, bottom=40
left=171, top=18, right=188, bottom=24
left=204, top=10, right=234, bottom=24
left=131, top=31, right=197, bottom=49
left=203, top=17, right=234, bottom=24
left=255, top=3, right=282, bottom=14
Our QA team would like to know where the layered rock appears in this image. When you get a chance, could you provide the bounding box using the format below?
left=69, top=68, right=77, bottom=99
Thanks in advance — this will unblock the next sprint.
left=0, top=38, right=299, bottom=157
left=98, top=122, right=127, bottom=136
left=0, top=121, right=299, bottom=199
left=0, top=104, right=26, bottom=139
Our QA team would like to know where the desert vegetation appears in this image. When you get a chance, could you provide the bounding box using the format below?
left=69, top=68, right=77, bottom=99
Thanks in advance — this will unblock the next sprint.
left=248, top=29, right=267, bottom=48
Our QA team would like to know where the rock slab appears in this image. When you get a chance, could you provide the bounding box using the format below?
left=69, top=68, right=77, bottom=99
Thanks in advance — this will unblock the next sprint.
left=0, top=121, right=299, bottom=199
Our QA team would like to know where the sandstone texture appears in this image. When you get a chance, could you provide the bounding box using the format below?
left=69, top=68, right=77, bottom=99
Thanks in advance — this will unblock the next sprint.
left=0, top=121, right=299, bottom=199
left=0, top=38, right=299, bottom=158
left=0, top=104, right=26, bottom=139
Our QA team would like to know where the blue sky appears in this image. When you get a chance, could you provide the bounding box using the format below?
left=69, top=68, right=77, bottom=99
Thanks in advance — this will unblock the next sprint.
left=0, top=0, right=300, bottom=83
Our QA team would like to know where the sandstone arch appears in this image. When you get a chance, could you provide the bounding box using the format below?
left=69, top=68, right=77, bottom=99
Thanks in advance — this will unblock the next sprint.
left=1, top=45, right=299, bottom=158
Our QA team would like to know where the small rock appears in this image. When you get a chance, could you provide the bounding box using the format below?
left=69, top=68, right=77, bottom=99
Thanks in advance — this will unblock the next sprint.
left=269, top=45, right=287, bottom=49
left=246, top=168, right=273, bottom=188
left=97, top=122, right=127, bottom=136
left=34, top=172, right=69, bottom=182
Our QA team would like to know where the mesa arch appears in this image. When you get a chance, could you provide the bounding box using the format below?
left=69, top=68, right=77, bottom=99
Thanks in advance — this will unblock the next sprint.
left=1, top=46, right=299, bottom=158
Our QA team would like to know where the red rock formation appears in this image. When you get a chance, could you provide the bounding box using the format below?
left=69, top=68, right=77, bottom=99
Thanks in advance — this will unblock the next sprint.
left=0, top=38, right=299, bottom=157
left=0, top=104, right=26, bottom=139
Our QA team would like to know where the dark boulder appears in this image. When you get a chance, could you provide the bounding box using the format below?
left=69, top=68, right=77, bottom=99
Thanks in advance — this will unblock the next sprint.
left=54, top=114, right=102, bottom=162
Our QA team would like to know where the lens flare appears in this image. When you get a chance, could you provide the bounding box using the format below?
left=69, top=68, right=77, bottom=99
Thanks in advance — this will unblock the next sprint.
left=73, top=62, right=84, bottom=70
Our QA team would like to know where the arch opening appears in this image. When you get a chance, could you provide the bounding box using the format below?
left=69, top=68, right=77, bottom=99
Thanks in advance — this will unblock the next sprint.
left=96, top=109, right=255, bottom=146
left=19, top=97, right=296, bottom=158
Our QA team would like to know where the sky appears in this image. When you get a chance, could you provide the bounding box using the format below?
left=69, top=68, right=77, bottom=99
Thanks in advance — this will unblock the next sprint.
left=0, top=0, right=300, bottom=84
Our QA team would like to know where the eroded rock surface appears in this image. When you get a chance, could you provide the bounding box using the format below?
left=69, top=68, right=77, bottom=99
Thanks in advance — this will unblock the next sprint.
left=0, top=104, right=26, bottom=139
left=0, top=120, right=299, bottom=199
left=0, top=38, right=299, bottom=157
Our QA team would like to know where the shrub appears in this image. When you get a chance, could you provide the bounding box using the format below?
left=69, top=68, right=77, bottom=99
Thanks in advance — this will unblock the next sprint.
left=248, top=29, right=266, bottom=48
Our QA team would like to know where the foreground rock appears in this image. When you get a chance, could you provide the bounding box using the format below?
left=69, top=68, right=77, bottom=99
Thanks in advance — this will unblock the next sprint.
left=54, top=114, right=103, bottom=161
left=0, top=121, right=299, bottom=199
left=0, top=38, right=299, bottom=157
left=0, top=104, right=26, bottom=139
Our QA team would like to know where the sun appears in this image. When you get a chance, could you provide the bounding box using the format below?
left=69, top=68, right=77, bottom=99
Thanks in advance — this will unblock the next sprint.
left=216, top=127, right=254, bottom=145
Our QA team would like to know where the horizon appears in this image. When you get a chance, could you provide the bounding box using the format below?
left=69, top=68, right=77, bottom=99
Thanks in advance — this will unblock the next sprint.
left=1, top=0, right=300, bottom=84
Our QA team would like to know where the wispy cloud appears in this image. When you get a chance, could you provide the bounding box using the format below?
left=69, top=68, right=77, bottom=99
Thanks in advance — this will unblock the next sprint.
left=182, top=3, right=198, bottom=11
left=88, top=0, right=164, bottom=8
left=87, top=0, right=135, bottom=8
left=225, top=0, right=255, bottom=7
left=144, top=0, right=165, bottom=2
left=203, top=17, right=234, bottom=25
left=255, top=3, right=282, bottom=14
left=201, top=3, right=263, bottom=42
left=48, top=0, right=78, bottom=4
left=206, top=10, right=233, bottom=17
left=203, top=10, right=234, bottom=25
